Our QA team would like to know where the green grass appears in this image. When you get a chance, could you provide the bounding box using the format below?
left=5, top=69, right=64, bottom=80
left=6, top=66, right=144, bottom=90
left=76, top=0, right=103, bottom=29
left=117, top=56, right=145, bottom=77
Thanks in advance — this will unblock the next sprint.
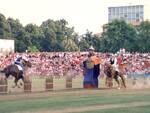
left=2, top=77, right=150, bottom=113
left=0, top=89, right=150, bottom=113
left=8, top=77, right=107, bottom=90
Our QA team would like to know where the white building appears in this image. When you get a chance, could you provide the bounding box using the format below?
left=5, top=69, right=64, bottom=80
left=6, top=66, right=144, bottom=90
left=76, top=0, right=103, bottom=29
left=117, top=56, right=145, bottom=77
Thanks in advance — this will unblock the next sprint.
left=108, top=5, right=144, bottom=24
left=0, top=39, right=14, bottom=54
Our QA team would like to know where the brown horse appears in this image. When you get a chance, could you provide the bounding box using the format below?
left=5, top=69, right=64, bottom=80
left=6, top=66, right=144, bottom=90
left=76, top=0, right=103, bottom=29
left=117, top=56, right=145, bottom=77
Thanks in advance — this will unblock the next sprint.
left=0, top=60, right=32, bottom=88
left=104, top=63, right=126, bottom=89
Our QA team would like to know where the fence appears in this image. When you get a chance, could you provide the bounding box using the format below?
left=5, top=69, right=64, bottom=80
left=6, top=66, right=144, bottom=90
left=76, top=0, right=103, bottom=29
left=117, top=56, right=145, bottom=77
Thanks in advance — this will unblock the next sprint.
left=0, top=76, right=84, bottom=94
left=1, top=73, right=150, bottom=94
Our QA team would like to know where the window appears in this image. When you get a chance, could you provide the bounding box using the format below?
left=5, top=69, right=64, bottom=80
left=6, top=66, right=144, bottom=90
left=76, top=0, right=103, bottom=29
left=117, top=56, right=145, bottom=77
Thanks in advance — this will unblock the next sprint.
left=115, top=7, right=119, bottom=15
left=131, top=13, right=136, bottom=21
left=128, top=6, right=132, bottom=13
left=136, top=13, right=139, bottom=18
left=128, top=13, right=132, bottom=21
left=132, top=6, right=136, bottom=13
left=136, top=5, right=139, bottom=12
left=139, top=6, right=144, bottom=13
left=140, top=5, right=143, bottom=11
left=112, top=8, right=115, bottom=14
left=124, top=14, right=127, bottom=19
left=123, top=7, right=127, bottom=13
left=120, top=7, right=123, bottom=14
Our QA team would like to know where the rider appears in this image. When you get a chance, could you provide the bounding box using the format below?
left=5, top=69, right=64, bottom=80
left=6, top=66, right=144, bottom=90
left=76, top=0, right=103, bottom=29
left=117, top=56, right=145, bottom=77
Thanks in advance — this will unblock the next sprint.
left=14, top=54, right=29, bottom=76
left=110, top=53, right=123, bottom=72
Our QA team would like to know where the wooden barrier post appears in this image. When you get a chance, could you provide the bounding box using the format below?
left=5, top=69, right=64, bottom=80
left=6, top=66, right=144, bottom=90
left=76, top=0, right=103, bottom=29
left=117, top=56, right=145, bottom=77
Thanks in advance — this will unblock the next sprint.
left=0, top=77, right=8, bottom=93
left=24, top=76, right=32, bottom=92
left=66, top=76, right=72, bottom=88
left=45, top=76, right=53, bottom=91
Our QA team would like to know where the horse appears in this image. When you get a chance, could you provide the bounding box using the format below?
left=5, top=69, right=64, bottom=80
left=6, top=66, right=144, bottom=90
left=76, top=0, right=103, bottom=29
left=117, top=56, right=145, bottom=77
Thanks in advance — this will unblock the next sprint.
left=0, top=60, right=32, bottom=88
left=104, top=62, right=126, bottom=89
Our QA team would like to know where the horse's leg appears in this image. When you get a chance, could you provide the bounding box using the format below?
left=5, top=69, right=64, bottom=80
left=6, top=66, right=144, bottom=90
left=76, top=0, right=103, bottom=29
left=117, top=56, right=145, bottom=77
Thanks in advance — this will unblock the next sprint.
left=105, top=77, right=108, bottom=87
left=113, top=71, right=122, bottom=89
left=17, top=71, right=24, bottom=88
left=13, top=73, right=21, bottom=88
left=20, top=75, right=24, bottom=86
left=111, top=70, right=119, bottom=88
left=118, top=73, right=126, bottom=88
left=114, top=76, right=120, bottom=89
left=12, top=78, right=18, bottom=88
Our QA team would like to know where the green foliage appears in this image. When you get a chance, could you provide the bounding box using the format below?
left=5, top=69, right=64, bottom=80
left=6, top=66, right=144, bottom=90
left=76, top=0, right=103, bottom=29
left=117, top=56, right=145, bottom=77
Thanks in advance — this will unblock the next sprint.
left=137, top=20, right=150, bottom=52
left=101, top=19, right=138, bottom=52
left=27, top=46, right=39, bottom=52
left=0, top=13, right=150, bottom=52
left=0, top=14, right=11, bottom=39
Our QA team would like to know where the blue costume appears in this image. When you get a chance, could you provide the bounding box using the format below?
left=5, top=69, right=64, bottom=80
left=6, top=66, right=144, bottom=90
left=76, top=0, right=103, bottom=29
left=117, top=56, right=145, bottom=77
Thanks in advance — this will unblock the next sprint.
left=83, top=54, right=100, bottom=88
left=83, top=58, right=95, bottom=88
left=15, top=56, right=24, bottom=70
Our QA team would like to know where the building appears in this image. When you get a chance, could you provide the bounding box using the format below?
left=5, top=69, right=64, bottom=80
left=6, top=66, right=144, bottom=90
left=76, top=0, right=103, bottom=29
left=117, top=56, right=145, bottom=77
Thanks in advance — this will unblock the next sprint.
left=108, top=5, right=144, bottom=25
left=0, top=39, right=14, bottom=54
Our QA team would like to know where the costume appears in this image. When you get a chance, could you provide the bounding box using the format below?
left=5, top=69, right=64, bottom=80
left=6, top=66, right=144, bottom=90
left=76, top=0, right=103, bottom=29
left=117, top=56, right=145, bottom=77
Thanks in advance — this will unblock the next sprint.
left=83, top=57, right=95, bottom=88
left=91, top=55, right=100, bottom=88
left=83, top=46, right=100, bottom=88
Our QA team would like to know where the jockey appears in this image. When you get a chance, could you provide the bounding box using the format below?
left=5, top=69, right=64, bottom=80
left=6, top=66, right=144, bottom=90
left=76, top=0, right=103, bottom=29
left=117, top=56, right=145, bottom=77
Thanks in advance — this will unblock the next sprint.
left=109, top=54, right=115, bottom=65
left=111, top=53, right=121, bottom=72
left=14, top=55, right=28, bottom=72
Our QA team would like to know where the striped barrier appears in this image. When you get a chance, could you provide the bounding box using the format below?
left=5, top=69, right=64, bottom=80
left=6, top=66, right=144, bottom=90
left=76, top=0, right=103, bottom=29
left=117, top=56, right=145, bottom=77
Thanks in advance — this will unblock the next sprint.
left=66, top=77, right=72, bottom=88
left=45, top=76, right=53, bottom=91
left=0, top=76, right=74, bottom=94
left=0, top=77, right=8, bottom=94
left=24, top=76, right=32, bottom=92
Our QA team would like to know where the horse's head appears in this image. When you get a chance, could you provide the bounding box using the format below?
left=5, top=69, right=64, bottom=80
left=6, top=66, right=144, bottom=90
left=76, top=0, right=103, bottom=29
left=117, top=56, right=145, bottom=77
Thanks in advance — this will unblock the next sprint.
left=22, top=60, right=32, bottom=68
left=104, top=62, right=113, bottom=73
left=118, top=63, right=127, bottom=72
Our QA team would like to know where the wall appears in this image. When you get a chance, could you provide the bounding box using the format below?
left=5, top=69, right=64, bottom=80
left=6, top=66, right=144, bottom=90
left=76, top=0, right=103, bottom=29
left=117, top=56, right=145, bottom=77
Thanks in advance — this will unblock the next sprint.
left=0, top=39, right=14, bottom=54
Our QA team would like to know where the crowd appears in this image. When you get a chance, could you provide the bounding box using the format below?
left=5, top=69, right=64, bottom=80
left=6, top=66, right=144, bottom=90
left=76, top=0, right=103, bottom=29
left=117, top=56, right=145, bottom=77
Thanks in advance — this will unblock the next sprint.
left=0, top=52, right=150, bottom=78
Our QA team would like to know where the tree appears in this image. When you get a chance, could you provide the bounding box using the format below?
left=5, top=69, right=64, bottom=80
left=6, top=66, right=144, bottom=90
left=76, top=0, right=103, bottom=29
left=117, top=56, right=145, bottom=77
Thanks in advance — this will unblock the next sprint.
left=101, top=19, right=138, bottom=52
left=25, top=24, right=44, bottom=51
left=40, top=19, right=77, bottom=52
left=7, top=18, right=27, bottom=52
left=62, top=38, right=78, bottom=51
left=40, top=21, right=57, bottom=51
left=0, top=14, right=11, bottom=39
left=137, top=20, right=150, bottom=52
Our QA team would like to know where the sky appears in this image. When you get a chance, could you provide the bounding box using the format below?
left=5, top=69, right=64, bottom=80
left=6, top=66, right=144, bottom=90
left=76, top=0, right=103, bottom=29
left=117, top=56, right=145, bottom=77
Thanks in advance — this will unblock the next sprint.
left=0, top=0, right=149, bottom=34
